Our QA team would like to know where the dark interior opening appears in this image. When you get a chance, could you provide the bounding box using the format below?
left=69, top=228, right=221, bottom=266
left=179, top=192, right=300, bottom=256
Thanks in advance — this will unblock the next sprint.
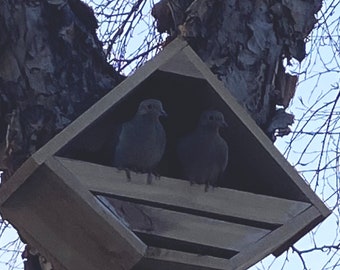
left=136, top=233, right=238, bottom=259
left=58, top=70, right=310, bottom=202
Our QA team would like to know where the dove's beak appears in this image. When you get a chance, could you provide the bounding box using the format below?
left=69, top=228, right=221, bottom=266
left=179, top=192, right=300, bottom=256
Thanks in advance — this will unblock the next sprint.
left=160, top=109, right=168, bottom=117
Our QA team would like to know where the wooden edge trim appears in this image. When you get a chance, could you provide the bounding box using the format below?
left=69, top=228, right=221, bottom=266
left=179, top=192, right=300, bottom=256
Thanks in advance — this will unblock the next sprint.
left=140, top=247, right=232, bottom=270
left=229, top=206, right=324, bottom=270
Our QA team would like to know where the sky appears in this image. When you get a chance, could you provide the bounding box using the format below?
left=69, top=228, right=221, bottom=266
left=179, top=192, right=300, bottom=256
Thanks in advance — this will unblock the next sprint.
left=250, top=1, right=340, bottom=268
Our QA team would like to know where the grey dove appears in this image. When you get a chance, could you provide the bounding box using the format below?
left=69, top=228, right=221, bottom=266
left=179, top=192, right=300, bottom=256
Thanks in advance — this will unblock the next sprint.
left=177, top=110, right=228, bottom=191
left=114, top=99, right=167, bottom=184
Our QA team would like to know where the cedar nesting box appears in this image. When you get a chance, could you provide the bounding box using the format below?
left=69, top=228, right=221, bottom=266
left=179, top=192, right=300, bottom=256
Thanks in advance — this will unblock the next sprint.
left=0, top=39, right=330, bottom=270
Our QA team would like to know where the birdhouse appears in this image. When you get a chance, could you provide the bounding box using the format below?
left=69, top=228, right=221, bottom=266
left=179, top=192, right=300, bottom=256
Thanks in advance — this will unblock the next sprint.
left=0, top=38, right=330, bottom=270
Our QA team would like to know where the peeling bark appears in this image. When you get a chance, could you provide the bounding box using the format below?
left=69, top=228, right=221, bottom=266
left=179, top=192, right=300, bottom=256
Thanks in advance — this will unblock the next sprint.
left=0, top=0, right=123, bottom=177
left=152, top=0, right=321, bottom=140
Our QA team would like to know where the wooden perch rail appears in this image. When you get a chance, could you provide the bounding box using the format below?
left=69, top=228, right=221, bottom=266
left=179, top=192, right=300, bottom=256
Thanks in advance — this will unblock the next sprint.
left=59, top=157, right=311, bottom=227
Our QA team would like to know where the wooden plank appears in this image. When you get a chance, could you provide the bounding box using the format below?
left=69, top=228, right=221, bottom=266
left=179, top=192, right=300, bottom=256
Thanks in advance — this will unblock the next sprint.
left=45, top=156, right=147, bottom=262
left=9, top=224, right=68, bottom=270
left=159, top=49, right=205, bottom=79
left=180, top=46, right=331, bottom=218
left=57, top=157, right=311, bottom=226
left=0, top=157, right=39, bottom=205
left=229, top=206, right=322, bottom=270
left=98, top=196, right=270, bottom=254
left=1, top=156, right=146, bottom=270
left=272, top=212, right=324, bottom=257
left=135, top=247, right=232, bottom=270
left=31, top=39, right=188, bottom=166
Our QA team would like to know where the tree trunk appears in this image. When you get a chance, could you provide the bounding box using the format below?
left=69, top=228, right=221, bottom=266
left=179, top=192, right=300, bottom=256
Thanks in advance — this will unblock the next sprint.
left=152, top=0, right=321, bottom=140
left=0, top=0, right=123, bottom=178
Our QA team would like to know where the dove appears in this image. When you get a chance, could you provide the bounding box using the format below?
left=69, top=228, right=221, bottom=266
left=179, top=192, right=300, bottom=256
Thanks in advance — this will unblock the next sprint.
left=177, top=110, right=228, bottom=191
left=114, top=99, right=167, bottom=184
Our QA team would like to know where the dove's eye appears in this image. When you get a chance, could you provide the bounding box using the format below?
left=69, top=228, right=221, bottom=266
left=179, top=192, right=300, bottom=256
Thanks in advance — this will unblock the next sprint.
left=147, top=104, right=152, bottom=109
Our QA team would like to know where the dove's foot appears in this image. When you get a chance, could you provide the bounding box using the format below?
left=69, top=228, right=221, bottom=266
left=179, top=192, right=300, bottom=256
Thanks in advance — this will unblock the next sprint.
left=124, top=169, right=131, bottom=181
left=147, top=173, right=153, bottom=184
left=153, top=172, right=161, bottom=180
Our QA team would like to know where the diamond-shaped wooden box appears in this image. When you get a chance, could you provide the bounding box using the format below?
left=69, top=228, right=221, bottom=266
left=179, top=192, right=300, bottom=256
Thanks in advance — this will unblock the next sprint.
left=0, top=39, right=330, bottom=270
